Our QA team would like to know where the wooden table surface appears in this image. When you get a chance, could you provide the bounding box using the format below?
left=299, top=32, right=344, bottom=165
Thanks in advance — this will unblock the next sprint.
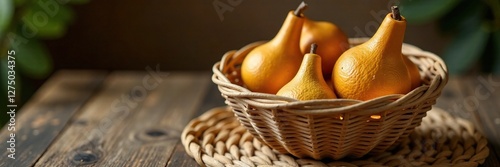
left=0, top=70, right=499, bottom=166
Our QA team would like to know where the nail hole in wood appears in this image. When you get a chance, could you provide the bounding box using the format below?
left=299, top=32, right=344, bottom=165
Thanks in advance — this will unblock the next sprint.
left=133, top=128, right=179, bottom=142
left=146, top=130, right=166, bottom=137
left=129, top=88, right=145, bottom=99
left=74, top=120, right=88, bottom=126
left=68, top=139, right=103, bottom=166
left=72, top=151, right=98, bottom=165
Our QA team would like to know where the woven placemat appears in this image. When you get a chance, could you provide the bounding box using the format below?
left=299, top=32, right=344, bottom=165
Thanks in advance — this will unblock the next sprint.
left=181, top=107, right=489, bottom=167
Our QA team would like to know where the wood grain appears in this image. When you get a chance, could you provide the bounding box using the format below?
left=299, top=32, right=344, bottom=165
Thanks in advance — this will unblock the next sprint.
left=2, top=71, right=499, bottom=166
left=0, top=70, right=107, bottom=167
left=167, top=81, right=226, bottom=167
left=167, top=144, right=200, bottom=167
left=34, top=71, right=212, bottom=166
left=190, top=81, right=227, bottom=118
left=435, top=76, right=478, bottom=124
left=459, top=75, right=500, bottom=167
left=435, top=75, right=500, bottom=167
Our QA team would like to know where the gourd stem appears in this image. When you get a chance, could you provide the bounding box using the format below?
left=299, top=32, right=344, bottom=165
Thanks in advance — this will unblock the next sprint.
left=391, top=6, right=401, bottom=21
left=310, top=43, right=318, bottom=54
left=294, top=1, right=308, bottom=17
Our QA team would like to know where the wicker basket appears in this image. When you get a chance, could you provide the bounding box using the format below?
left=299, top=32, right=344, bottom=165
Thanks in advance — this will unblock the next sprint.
left=211, top=38, right=448, bottom=160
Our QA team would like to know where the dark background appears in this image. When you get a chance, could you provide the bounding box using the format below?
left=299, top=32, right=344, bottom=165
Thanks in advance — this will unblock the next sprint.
left=44, top=0, right=449, bottom=72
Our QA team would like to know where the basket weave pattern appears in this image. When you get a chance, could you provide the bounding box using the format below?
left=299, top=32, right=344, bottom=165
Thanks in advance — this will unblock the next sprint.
left=181, top=107, right=489, bottom=166
left=212, top=38, right=448, bottom=160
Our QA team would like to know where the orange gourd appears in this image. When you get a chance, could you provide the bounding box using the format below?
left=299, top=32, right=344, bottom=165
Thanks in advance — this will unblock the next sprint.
left=332, top=6, right=412, bottom=100
left=241, top=2, right=307, bottom=94
left=300, top=18, right=349, bottom=77
left=277, top=44, right=337, bottom=100
left=403, top=55, right=422, bottom=89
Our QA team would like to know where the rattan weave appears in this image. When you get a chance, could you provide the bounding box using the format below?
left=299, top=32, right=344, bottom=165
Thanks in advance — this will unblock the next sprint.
left=181, top=107, right=489, bottom=167
left=211, top=38, right=448, bottom=160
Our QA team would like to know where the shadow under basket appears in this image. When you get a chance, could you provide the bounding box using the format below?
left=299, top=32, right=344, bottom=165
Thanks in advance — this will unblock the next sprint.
left=211, top=38, right=448, bottom=160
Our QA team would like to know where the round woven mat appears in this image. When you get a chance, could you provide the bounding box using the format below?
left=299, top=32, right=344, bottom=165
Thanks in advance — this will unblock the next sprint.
left=181, top=107, right=489, bottom=167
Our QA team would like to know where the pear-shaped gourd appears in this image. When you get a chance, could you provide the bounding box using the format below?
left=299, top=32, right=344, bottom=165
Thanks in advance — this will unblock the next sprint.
left=277, top=44, right=337, bottom=100
left=300, top=18, right=349, bottom=78
left=403, top=55, right=422, bottom=89
left=241, top=2, right=308, bottom=94
left=332, top=6, right=411, bottom=100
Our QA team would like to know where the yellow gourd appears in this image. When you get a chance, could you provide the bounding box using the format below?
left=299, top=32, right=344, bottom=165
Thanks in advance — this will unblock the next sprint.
left=403, top=55, right=422, bottom=89
left=241, top=2, right=308, bottom=94
left=300, top=18, right=349, bottom=78
left=277, top=44, right=336, bottom=100
left=332, top=6, right=411, bottom=100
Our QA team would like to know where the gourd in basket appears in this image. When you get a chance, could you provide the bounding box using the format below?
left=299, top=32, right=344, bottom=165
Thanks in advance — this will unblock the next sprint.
left=332, top=6, right=420, bottom=101
left=277, top=43, right=337, bottom=100
left=239, top=2, right=307, bottom=94
left=212, top=2, right=448, bottom=160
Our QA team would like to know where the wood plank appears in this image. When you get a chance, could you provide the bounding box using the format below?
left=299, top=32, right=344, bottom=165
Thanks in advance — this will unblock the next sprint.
left=434, top=76, right=459, bottom=110
left=435, top=76, right=478, bottom=122
left=191, top=81, right=227, bottom=118
left=167, top=81, right=226, bottom=167
left=458, top=75, right=500, bottom=167
left=35, top=71, right=212, bottom=166
left=168, top=143, right=200, bottom=167
left=0, top=70, right=107, bottom=167
left=414, top=75, right=500, bottom=166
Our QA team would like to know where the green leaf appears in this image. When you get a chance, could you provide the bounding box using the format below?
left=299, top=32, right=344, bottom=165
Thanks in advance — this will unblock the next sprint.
left=492, top=31, right=500, bottom=74
left=438, top=0, right=484, bottom=34
left=0, top=0, right=14, bottom=37
left=12, top=39, right=53, bottom=78
left=21, top=4, right=75, bottom=39
left=400, top=0, right=461, bottom=24
left=0, top=57, right=7, bottom=96
left=68, top=0, right=90, bottom=5
left=36, top=21, right=67, bottom=38
left=53, top=5, right=75, bottom=23
left=0, top=58, right=8, bottom=126
left=443, top=25, right=489, bottom=74
left=39, top=5, right=74, bottom=38
left=14, top=0, right=26, bottom=6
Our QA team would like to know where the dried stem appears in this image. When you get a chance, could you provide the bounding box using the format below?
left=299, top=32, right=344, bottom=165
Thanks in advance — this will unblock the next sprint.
left=391, top=6, right=402, bottom=21
left=294, top=1, right=308, bottom=17
left=310, top=43, right=318, bottom=54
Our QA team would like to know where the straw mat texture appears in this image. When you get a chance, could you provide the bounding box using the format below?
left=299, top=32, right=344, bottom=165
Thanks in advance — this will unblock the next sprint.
left=181, top=107, right=489, bottom=167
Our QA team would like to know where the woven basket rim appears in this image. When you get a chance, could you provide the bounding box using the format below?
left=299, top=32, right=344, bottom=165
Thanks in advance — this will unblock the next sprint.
left=212, top=38, right=449, bottom=115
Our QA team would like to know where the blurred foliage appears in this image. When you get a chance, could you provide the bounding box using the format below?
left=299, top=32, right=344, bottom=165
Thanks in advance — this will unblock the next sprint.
left=401, top=0, right=500, bottom=74
left=0, top=0, right=89, bottom=126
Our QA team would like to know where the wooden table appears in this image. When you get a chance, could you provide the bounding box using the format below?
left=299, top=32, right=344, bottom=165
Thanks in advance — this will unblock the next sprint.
left=1, top=70, right=499, bottom=166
